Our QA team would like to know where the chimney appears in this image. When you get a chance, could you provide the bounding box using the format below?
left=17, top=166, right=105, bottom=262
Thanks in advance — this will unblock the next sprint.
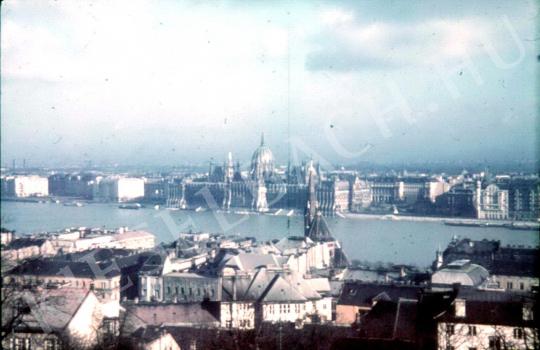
left=454, top=299, right=466, bottom=317
left=232, top=274, right=237, bottom=301
left=522, top=303, right=533, bottom=321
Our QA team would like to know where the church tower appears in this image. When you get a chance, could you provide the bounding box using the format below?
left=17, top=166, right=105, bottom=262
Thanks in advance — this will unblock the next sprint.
left=435, top=245, right=444, bottom=270
left=303, top=170, right=349, bottom=268
left=252, top=178, right=269, bottom=212
left=224, top=152, right=234, bottom=183
left=304, top=170, right=318, bottom=237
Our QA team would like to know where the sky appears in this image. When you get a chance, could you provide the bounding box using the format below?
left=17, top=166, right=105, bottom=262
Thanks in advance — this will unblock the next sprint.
left=1, top=0, right=538, bottom=168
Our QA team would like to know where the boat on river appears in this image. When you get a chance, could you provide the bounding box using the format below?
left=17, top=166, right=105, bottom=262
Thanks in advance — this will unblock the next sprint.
left=118, top=203, right=143, bottom=210
left=63, top=201, right=84, bottom=207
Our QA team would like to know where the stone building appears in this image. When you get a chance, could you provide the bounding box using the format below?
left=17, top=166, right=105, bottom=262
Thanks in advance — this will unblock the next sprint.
left=95, top=176, right=145, bottom=202
left=475, top=181, right=509, bottom=220
left=220, top=267, right=332, bottom=329
left=143, top=178, right=167, bottom=204
left=435, top=183, right=476, bottom=217
left=317, top=178, right=350, bottom=215
left=335, top=282, right=422, bottom=326
left=165, top=134, right=353, bottom=216
left=433, top=238, right=539, bottom=292
left=506, top=176, right=540, bottom=221
left=1, top=175, right=49, bottom=197
left=349, top=177, right=373, bottom=211
left=2, top=237, right=57, bottom=262
left=1, top=288, right=105, bottom=350
left=437, top=289, right=537, bottom=350
left=5, top=258, right=122, bottom=318
left=162, top=272, right=221, bottom=303
left=48, top=172, right=101, bottom=199
left=369, top=176, right=403, bottom=204
left=401, top=176, right=428, bottom=204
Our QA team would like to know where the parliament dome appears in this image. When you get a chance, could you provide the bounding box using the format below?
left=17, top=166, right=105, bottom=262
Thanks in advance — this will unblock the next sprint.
left=250, top=133, right=274, bottom=181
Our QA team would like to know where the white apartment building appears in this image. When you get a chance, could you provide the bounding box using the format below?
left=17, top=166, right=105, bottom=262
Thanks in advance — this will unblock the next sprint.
left=475, top=182, right=510, bottom=220
left=3, top=175, right=49, bottom=197
left=95, top=176, right=144, bottom=202
left=49, top=228, right=155, bottom=253
left=437, top=298, right=537, bottom=350
left=221, top=267, right=333, bottom=329
left=274, top=236, right=333, bottom=275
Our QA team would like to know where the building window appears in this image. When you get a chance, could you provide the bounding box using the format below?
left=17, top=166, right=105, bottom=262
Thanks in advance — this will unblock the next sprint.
left=44, top=338, right=60, bottom=350
left=468, top=326, right=477, bottom=336
left=520, top=282, right=525, bottom=290
left=513, top=328, right=523, bottom=339
left=167, top=287, right=171, bottom=295
left=175, top=286, right=179, bottom=295
left=507, top=282, right=513, bottom=290
left=489, top=336, right=501, bottom=350
left=13, top=338, right=31, bottom=350
left=446, top=324, right=455, bottom=335
left=181, top=287, right=185, bottom=295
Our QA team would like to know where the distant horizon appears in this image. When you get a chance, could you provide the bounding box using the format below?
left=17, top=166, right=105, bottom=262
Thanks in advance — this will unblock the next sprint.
left=2, top=157, right=539, bottom=175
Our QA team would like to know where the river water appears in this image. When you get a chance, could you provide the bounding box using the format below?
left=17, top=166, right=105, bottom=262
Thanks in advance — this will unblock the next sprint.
left=1, top=201, right=538, bottom=268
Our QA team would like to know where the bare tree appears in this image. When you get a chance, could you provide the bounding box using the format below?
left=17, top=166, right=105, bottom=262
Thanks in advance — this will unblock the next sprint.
left=485, top=325, right=539, bottom=350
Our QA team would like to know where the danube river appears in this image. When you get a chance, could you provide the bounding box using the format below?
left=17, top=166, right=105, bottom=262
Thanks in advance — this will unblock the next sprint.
left=1, top=201, right=538, bottom=268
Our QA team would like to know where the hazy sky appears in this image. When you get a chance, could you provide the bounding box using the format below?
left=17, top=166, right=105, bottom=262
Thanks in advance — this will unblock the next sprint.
left=1, top=0, right=538, bottom=168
